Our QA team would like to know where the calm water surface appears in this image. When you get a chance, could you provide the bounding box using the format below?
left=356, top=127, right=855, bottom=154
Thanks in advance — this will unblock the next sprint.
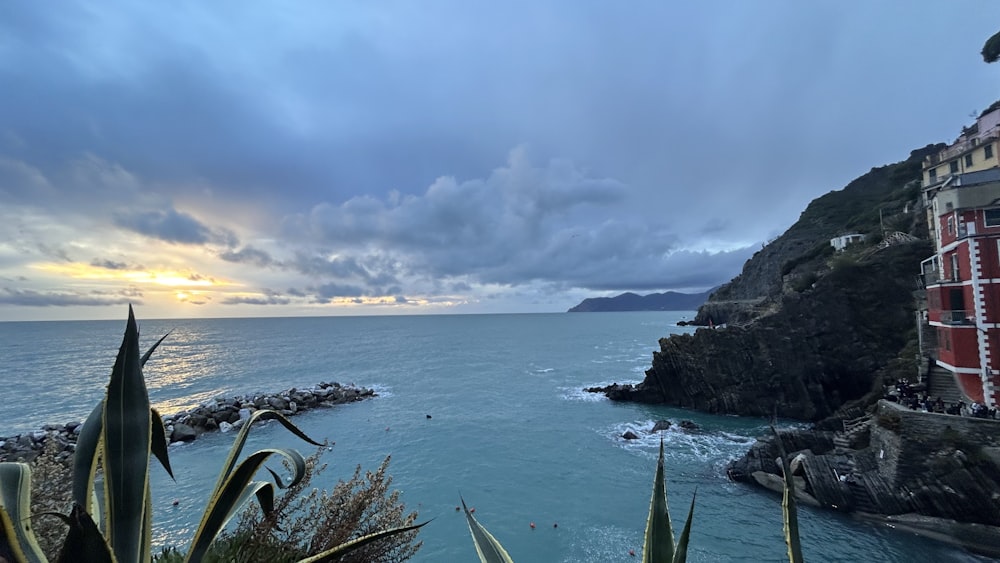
left=0, top=312, right=990, bottom=562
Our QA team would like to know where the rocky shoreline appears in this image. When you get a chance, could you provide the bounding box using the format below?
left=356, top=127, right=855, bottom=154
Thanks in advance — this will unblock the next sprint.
left=725, top=400, right=1000, bottom=558
left=0, top=381, right=374, bottom=463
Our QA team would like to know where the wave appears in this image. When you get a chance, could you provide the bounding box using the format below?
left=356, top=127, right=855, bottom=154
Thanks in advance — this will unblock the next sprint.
left=558, top=379, right=643, bottom=402
left=603, top=419, right=759, bottom=468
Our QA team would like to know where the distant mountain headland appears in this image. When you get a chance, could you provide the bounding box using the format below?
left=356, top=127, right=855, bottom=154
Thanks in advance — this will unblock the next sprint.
left=567, top=289, right=713, bottom=313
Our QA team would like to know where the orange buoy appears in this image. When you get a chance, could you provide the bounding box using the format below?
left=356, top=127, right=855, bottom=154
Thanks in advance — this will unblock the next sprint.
left=469, top=507, right=476, bottom=513
left=529, top=522, right=535, bottom=529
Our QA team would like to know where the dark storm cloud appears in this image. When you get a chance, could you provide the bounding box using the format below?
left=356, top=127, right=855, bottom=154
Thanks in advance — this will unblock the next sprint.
left=219, top=246, right=275, bottom=268
left=0, top=287, right=139, bottom=307
left=292, top=150, right=746, bottom=291
left=114, top=209, right=235, bottom=246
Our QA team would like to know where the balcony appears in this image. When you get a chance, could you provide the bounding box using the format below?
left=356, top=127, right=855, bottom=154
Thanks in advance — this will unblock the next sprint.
left=940, top=310, right=975, bottom=325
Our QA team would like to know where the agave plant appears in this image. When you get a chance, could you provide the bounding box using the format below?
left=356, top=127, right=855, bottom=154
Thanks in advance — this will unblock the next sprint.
left=770, top=426, right=804, bottom=563
left=642, top=437, right=695, bottom=563
left=460, top=497, right=513, bottom=563
left=0, top=306, right=423, bottom=563
left=462, top=436, right=695, bottom=563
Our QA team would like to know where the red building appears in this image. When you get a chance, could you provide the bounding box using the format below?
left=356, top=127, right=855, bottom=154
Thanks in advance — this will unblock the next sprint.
left=922, top=169, right=1000, bottom=407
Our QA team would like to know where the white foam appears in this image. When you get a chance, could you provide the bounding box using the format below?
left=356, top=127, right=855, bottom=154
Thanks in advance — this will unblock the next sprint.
left=366, top=383, right=394, bottom=399
left=603, top=419, right=762, bottom=466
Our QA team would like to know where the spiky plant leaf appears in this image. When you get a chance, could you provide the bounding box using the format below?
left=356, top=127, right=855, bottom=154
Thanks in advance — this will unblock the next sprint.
left=642, top=437, right=675, bottom=563
left=771, top=426, right=803, bottom=563
left=185, top=448, right=308, bottom=563
left=209, top=409, right=320, bottom=496
left=72, top=402, right=104, bottom=517
left=55, top=504, right=114, bottom=563
left=149, top=408, right=173, bottom=480
left=671, top=491, right=696, bottom=563
left=102, top=305, right=153, bottom=563
left=295, top=520, right=429, bottom=563
left=0, top=463, right=47, bottom=563
left=461, top=497, right=514, bottom=563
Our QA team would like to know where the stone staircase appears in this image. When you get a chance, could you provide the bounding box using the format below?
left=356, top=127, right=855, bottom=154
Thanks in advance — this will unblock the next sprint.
left=833, top=416, right=870, bottom=450
left=927, top=364, right=967, bottom=405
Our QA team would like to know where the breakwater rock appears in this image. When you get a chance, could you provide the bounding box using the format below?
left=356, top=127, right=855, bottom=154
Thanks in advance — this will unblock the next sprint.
left=727, top=400, right=1000, bottom=557
left=0, top=382, right=374, bottom=463
left=588, top=242, right=929, bottom=421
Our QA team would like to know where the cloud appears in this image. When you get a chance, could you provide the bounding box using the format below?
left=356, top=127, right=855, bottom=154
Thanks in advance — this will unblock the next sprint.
left=219, top=246, right=275, bottom=267
left=90, top=258, right=142, bottom=271
left=311, top=282, right=367, bottom=301
left=114, top=208, right=235, bottom=246
left=289, top=149, right=740, bottom=292
left=0, top=287, right=139, bottom=307
left=221, top=291, right=290, bottom=306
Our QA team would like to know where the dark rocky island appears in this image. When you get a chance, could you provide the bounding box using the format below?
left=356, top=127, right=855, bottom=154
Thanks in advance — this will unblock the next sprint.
left=567, top=289, right=713, bottom=313
left=588, top=145, right=1000, bottom=556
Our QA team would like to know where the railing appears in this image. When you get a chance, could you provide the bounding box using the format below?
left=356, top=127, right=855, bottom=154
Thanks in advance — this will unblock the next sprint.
left=940, top=310, right=975, bottom=325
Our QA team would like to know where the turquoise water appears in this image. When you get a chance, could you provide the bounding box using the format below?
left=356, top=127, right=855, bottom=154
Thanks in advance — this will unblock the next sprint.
left=0, top=312, right=990, bottom=562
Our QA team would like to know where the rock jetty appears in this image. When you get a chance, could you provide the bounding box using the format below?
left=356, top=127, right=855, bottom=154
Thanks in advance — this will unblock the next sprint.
left=0, top=381, right=374, bottom=463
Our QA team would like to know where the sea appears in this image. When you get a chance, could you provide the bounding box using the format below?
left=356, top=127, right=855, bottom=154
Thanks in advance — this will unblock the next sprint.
left=0, top=312, right=992, bottom=562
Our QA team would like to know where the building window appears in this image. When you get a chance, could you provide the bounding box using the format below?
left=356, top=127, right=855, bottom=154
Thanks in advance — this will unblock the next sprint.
left=986, top=208, right=1000, bottom=227
left=951, top=253, right=960, bottom=281
left=950, top=160, right=960, bottom=173
left=987, top=144, right=995, bottom=159
left=929, top=167, right=938, bottom=181
left=965, top=153, right=974, bottom=167
left=947, top=215, right=955, bottom=235
left=940, top=328, right=952, bottom=351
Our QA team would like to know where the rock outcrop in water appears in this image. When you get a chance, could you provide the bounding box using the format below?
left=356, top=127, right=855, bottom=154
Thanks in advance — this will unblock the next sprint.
left=591, top=242, right=929, bottom=421
left=726, top=401, right=1000, bottom=557
left=0, top=381, right=373, bottom=463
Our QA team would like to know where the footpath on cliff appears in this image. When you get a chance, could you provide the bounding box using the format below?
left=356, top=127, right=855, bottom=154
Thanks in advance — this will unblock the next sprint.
left=587, top=145, right=1000, bottom=558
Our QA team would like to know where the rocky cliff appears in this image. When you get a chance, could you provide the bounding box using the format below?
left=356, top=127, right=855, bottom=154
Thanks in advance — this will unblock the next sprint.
left=695, top=144, right=940, bottom=326
left=591, top=146, right=942, bottom=420
left=600, top=241, right=930, bottom=420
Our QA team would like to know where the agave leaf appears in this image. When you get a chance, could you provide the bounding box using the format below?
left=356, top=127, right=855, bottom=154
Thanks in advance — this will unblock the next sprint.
left=771, top=426, right=803, bottom=563
left=642, top=437, right=675, bottom=563
left=671, top=491, right=696, bottom=563
left=55, top=504, right=114, bottom=563
left=296, top=520, right=428, bottom=563
left=140, top=331, right=170, bottom=367
left=102, top=305, right=153, bottom=563
left=72, top=401, right=104, bottom=515
left=461, top=497, right=514, bottom=563
left=149, top=408, right=174, bottom=480
left=185, top=448, right=307, bottom=563
left=0, top=463, right=47, bottom=563
left=209, top=409, right=321, bottom=497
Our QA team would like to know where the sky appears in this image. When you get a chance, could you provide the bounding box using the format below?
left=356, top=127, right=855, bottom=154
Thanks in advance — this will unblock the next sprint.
left=1, top=2, right=999, bottom=321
